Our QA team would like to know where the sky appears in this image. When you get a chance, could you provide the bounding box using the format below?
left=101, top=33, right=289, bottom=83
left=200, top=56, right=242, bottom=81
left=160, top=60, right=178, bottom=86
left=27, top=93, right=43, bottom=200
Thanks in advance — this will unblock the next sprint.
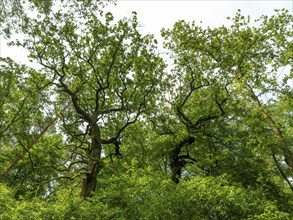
left=0, top=0, right=292, bottom=64
left=107, top=1, right=292, bottom=38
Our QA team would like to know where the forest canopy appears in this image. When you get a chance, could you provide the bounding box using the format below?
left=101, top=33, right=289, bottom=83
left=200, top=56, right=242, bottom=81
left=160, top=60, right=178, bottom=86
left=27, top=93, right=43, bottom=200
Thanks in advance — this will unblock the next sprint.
left=0, top=1, right=292, bottom=219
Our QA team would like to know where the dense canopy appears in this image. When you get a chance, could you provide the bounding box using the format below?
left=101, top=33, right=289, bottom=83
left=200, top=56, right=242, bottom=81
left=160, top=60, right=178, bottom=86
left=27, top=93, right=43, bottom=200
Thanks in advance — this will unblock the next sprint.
left=0, top=1, right=292, bottom=219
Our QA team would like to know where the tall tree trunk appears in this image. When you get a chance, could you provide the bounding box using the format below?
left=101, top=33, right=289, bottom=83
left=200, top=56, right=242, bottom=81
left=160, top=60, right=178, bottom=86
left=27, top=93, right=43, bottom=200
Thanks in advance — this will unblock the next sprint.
left=81, top=124, right=102, bottom=199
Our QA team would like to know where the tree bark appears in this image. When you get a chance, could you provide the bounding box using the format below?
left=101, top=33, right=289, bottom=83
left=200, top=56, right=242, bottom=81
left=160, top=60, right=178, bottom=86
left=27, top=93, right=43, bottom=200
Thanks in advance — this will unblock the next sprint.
left=170, top=136, right=195, bottom=184
left=81, top=123, right=102, bottom=199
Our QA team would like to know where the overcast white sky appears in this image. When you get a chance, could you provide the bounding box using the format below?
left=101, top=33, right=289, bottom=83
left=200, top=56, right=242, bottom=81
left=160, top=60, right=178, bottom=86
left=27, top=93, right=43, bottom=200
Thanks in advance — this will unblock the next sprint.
left=107, top=1, right=292, bottom=37
left=0, top=0, right=292, bottom=64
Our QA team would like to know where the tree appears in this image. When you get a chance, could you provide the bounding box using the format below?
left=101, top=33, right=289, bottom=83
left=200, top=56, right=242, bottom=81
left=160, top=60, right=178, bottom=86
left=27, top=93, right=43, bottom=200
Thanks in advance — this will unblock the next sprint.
left=0, top=56, right=65, bottom=199
left=17, top=10, right=166, bottom=199
left=161, top=8, right=293, bottom=183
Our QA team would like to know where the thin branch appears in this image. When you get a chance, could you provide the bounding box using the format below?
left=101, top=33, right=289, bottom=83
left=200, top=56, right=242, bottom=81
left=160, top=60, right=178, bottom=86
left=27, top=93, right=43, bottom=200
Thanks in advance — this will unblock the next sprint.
left=272, top=151, right=293, bottom=192
left=1, top=117, right=57, bottom=178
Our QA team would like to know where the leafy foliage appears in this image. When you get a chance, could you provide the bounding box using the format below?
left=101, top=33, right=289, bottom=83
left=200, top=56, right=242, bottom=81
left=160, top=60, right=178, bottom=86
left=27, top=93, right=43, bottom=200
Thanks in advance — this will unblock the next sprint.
left=0, top=3, right=292, bottom=219
left=0, top=0, right=113, bottom=37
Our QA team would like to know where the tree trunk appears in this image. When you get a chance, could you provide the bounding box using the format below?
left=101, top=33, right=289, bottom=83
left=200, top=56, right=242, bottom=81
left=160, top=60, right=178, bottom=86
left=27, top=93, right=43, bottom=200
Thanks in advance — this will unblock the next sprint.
left=81, top=124, right=102, bottom=199
left=170, top=136, right=195, bottom=184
